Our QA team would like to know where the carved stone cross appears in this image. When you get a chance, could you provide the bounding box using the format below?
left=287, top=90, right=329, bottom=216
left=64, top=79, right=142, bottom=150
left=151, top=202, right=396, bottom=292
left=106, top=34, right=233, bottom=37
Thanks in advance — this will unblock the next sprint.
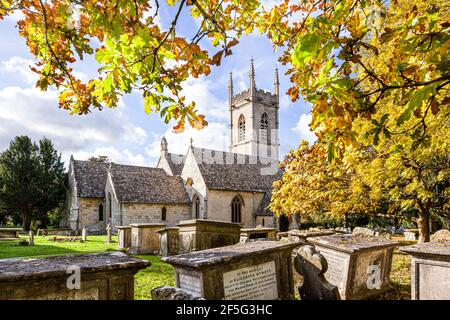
left=294, top=245, right=340, bottom=300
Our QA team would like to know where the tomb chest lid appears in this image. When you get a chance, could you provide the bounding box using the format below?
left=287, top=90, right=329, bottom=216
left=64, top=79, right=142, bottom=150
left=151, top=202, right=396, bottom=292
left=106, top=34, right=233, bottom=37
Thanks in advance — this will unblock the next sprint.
left=177, top=219, right=242, bottom=228
left=0, top=252, right=150, bottom=282
left=307, top=234, right=399, bottom=254
left=130, top=223, right=166, bottom=228
left=163, top=241, right=299, bottom=269
left=400, top=241, right=450, bottom=260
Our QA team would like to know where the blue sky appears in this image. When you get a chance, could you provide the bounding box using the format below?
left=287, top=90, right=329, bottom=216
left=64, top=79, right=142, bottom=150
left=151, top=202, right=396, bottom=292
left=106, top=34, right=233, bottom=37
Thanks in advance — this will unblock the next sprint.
left=0, top=2, right=315, bottom=167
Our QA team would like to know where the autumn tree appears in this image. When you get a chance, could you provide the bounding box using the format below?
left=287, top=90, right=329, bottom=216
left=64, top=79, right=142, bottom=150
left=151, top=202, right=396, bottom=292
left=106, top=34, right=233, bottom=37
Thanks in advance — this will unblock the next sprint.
left=0, top=0, right=262, bottom=132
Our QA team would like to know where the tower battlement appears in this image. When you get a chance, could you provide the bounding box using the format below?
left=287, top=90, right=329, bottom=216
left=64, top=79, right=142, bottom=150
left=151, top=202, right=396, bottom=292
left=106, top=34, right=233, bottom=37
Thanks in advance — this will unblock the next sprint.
left=231, top=88, right=278, bottom=107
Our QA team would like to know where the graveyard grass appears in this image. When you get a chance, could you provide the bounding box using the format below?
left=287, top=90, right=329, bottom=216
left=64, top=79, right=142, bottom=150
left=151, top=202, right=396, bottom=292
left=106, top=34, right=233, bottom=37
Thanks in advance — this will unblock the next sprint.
left=0, top=235, right=413, bottom=300
left=0, top=235, right=175, bottom=300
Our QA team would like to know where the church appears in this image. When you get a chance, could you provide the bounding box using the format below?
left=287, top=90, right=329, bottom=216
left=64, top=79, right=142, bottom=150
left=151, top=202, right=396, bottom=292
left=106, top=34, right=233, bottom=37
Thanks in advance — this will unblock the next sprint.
left=64, top=61, right=296, bottom=233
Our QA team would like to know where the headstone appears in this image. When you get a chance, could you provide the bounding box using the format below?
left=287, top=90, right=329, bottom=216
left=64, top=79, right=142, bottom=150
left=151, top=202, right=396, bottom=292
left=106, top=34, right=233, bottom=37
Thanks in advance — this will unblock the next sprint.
left=129, top=223, right=165, bottom=254
left=105, top=224, right=112, bottom=244
left=430, top=229, right=450, bottom=242
left=0, top=252, right=150, bottom=300
left=294, top=245, right=340, bottom=300
left=81, top=228, right=87, bottom=242
left=404, top=229, right=419, bottom=241
left=28, top=230, right=34, bottom=246
left=163, top=241, right=299, bottom=300
left=117, top=226, right=132, bottom=250
left=307, top=233, right=399, bottom=300
left=151, top=286, right=205, bottom=300
left=352, top=227, right=376, bottom=236
left=400, top=241, right=450, bottom=300
left=177, top=219, right=241, bottom=253
left=239, top=226, right=277, bottom=243
left=157, top=227, right=180, bottom=256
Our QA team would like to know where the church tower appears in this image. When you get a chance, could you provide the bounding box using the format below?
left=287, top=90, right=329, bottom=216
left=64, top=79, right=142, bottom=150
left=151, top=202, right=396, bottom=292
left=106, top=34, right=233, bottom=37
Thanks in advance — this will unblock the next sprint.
left=228, top=59, right=280, bottom=161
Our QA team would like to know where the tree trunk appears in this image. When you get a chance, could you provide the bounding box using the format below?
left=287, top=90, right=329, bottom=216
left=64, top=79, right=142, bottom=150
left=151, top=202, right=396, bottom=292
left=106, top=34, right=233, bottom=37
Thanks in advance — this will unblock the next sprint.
left=22, top=211, right=31, bottom=231
left=417, top=201, right=430, bottom=243
left=40, top=212, right=48, bottom=229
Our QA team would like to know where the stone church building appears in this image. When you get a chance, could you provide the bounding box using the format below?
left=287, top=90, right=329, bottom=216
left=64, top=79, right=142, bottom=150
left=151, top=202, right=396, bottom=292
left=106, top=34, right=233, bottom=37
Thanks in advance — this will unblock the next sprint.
left=65, top=61, right=297, bottom=233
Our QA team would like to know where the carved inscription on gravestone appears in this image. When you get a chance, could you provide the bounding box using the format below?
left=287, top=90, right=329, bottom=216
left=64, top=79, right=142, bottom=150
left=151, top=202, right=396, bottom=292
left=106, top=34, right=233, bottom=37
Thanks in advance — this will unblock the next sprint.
left=179, top=274, right=202, bottom=297
left=319, top=249, right=349, bottom=290
left=223, top=261, right=278, bottom=300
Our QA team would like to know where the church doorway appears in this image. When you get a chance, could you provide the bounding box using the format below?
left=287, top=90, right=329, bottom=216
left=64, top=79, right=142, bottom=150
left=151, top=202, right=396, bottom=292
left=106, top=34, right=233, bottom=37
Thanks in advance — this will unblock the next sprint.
left=279, top=215, right=289, bottom=232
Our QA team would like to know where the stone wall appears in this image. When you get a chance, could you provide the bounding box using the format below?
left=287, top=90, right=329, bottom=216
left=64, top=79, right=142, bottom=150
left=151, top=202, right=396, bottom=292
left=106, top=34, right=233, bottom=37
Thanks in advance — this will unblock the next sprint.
left=78, top=198, right=105, bottom=233
left=181, top=148, right=208, bottom=218
left=207, top=190, right=264, bottom=227
left=255, top=215, right=275, bottom=228
left=118, top=203, right=191, bottom=229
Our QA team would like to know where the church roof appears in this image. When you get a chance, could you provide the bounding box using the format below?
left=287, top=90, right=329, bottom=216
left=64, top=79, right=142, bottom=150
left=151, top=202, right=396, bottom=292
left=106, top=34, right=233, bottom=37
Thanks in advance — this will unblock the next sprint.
left=109, top=163, right=190, bottom=204
left=166, top=153, right=185, bottom=176
left=191, top=147, right=282, bottom=193
left=72, top=160, right=109, bottom=198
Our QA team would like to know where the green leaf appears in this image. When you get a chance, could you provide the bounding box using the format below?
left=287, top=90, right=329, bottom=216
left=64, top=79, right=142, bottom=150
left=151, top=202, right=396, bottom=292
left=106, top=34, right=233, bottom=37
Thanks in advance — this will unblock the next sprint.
left=292, top=34, right=322, bottom=67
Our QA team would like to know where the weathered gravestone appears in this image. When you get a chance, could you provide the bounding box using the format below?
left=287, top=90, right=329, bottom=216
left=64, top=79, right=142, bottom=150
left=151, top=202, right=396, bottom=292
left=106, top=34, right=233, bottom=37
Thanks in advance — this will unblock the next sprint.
left=105, top=224, right=113, bottom=244
left=129, top=223, right=165, bottom=254
left=0, top=228, right=22, bottom=239
left=352, top=227, right=376, bottom=236
left=430, top=229, right=450, bottom=242
left=157, top=227, right=180, bottom=256
left=239, top=226, right=277, bottom=243
left=117, top=226, right=132, bottom=250
left=177, top=219, right=241, bottom=253
left=294, top=245, right=340, bottom=300
left=81, top=228, right=87, bottom=242
left=404, top=229, right=419, bottom=241
left=163, top=241, right=299, bottom=300
left=307, top=234, right=399, bottom=300
left=0, top=252, right=150, bottom=300
left=28, top=230, right=34, bottom=246
left=400, top=241, right=450, bottom=300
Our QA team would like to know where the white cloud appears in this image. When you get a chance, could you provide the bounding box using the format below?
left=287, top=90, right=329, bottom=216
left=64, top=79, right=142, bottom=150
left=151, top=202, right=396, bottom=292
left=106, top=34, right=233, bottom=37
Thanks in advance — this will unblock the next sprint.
left=73, top=146, right=147, bottom=166
left=292, top=113, right=317, bottom=145
left=1, top=57, right=38, bottom=84
left=0, top=86, right=149, bottom=166
left=181, top=77, right=228, bottom=120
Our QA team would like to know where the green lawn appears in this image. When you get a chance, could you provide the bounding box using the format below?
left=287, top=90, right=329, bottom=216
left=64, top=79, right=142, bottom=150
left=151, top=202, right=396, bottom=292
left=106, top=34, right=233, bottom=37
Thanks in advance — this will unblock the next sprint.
left=0, top=235, right=119, bottom=259
left=0, top=235, right=175, bottom=300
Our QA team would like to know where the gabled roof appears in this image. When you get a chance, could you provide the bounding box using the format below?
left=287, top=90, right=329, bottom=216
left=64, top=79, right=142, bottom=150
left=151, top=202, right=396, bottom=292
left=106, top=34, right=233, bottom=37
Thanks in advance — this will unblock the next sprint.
left=72, top=160, right=109, bottom=198
left=109, top=163, right=190, bottom=204
left=190, top=147, right=282, bottom=193
left=166, top=153, right=185, bottom=176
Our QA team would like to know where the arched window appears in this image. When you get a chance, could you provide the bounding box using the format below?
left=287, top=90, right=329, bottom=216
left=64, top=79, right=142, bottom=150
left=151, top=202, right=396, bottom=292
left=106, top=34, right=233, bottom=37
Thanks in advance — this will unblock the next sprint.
left=260, top=113, right=269, bottom=142
left=161, top=207, right=167, bottom=221
left=193, top=194, right=200, bottom=219
left=108, top=193, right=112, bottom=220
left=262, top=218, right=265, bottom=227
left=99, top=204, right=104, bottom=221
left=231, top=196, right=242, bottom=223
left=238, top=114, right=246, bottom=142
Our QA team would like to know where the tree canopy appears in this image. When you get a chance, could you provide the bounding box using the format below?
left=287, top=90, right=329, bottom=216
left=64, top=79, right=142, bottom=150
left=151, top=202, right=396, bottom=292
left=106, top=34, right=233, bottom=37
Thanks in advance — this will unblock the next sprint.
left=0, top=136, right=66, bottom=231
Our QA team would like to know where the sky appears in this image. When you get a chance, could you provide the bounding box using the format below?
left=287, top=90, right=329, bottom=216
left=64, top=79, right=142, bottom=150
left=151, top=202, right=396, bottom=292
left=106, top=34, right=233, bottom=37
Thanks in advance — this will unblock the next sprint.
left=0, top=2, right=316, bottom=168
